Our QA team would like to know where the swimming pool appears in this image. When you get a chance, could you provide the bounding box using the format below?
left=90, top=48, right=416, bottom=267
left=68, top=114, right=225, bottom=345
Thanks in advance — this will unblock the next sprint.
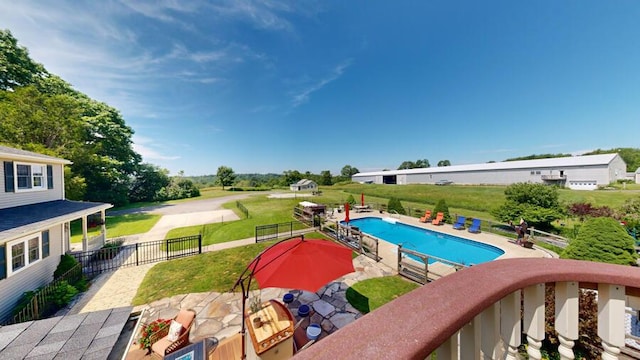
left=343, top=217, right=504, bottom=266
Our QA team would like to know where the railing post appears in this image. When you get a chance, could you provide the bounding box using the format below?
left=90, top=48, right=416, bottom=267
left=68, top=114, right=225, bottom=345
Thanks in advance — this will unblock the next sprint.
left=481, top=302, right=501, bottom=359
left=555, top=281, right=578, bottom=360
left=524, top=283, right=545, bottom=360
left=460, top=315, right=481, bottom=359
left=436, top=332, right=459, bottom=359
left=198, top=234, right=202, bottom=254
left=397, top=244, right=402, bottom=271
left=500, top=290, right=521, bottom=360
left=136, top=242, right=139, bottom=266
left=598, top=284, right=625, bottom=360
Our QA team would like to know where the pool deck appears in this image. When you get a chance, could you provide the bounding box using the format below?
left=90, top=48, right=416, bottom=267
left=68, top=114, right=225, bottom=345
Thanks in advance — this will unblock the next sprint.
left=334, top=209, right=553, bottom=274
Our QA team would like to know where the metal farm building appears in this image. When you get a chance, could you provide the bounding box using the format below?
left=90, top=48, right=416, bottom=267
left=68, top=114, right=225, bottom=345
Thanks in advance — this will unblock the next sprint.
left=352, top=153, right=627, bottom=190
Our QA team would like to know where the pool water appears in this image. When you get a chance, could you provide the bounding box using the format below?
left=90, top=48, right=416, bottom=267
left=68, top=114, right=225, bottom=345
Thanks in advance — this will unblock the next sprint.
left=344, top=217, right=504, bottom=266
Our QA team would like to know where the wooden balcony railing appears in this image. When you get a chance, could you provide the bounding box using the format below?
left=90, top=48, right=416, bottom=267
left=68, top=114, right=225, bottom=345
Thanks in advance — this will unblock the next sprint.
left=292, top=258, right=640, bottom=360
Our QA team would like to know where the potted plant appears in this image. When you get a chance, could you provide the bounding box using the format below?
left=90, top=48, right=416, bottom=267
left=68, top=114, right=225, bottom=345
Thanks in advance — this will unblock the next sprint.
left=249, top=295, right=263, bottom=328
left=138, top=318, right=171, bottom=352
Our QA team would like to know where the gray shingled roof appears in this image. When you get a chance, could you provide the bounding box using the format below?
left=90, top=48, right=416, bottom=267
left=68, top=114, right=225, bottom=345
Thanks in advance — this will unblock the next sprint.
left=0, top=200, right=113, bottom=240
left=0, top=307, right=133, bottom=360
left=0, top=145, right=71, bottom=165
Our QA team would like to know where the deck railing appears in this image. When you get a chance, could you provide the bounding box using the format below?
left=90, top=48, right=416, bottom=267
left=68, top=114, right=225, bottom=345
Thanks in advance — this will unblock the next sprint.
left=293, top=258, right=640, bottom=360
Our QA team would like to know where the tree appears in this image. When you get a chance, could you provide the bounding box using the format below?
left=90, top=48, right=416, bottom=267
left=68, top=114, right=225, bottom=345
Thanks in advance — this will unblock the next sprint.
left=387, top=198, right=406, bottom=215
left=437, top=160, right=451, bottom=167
left=282, top=170, right=302, bottom=186
left=320, top=170, right=333, bottom=186
left=216, top=166, right=236, bottom=190
left=341, top=165, right=360, bottom=177
left=0, top=30, right=47, bottom=90
left=398, top=159, right=430, bottom=170
left=491, top=183, right=563, bottom=229
left=433, top=199, right=451, bottom=223
left=346, top=194, right=356, bottom=207
left=561, top=217, right=637, bottom=265
left=129, top=163, right=171, bottom=202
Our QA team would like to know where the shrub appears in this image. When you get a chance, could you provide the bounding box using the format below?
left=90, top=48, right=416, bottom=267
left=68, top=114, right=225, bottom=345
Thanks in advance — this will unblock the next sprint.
left=51, top=280, right=79, bottom=307
left=387, top=197, right=406, bottom=215
left=54, top=254, right=79, bottom=279
left=561, top=217, right=638, bottom=265
left=433, top=199, right=451, bottom=223
left=346, top=194, right=356, bottom=206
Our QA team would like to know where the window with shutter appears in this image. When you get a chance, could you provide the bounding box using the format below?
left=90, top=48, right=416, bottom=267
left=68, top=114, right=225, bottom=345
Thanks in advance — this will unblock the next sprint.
left=4, top=161, right=14, bottom=192
left=47, top=165, right=54, bottom=189
left=0, top=245, right=6, bottom=280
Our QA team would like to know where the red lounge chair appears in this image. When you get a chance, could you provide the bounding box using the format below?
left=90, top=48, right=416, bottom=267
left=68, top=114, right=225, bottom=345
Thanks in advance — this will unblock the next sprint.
left=419, top=210, right=432, bottom=223
left=431, top=212, right=444, bottom=225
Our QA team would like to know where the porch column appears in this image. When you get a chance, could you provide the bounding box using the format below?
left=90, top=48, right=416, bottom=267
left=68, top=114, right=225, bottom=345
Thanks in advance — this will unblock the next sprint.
left=555, top=282, right=578, bottom=360
left=82, top=215, right=88, bottom=251
left=524, top=283, right=545, bottom=360
left=598, top=284, right=625, bottom=360
left=500, top=290, right=521, bottom=360
left=100, top=209, right=107, bottom=237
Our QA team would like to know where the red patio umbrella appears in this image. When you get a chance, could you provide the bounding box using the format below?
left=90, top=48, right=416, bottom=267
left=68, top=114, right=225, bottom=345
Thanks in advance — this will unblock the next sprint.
left=249, top=237, right=355, bottom=292
left=344, top=202, right=350, bottom=223
left=233, top=235, right=355, bottom=359
left=361, top=192, right=364, bottom=206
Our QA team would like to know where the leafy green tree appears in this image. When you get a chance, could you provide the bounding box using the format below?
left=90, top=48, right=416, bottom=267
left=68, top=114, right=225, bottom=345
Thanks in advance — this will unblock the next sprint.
left=398, top=159, right=429, bottom=170
left=346, top=194, right=356, bottom=207
left=320, top=170, right=333, bottom=186
left=341, top=165, right=360, bottom=177
left=437, top=160, right=451, bottom=166
left=584, top=147, right=640, bottom=172
left=0, top=30, right=47, bottom=90
left=216, top=166, right=236, bottom=190
left=620, top=197, right=640, bottom=236
left=561, top=217, right=637, bottom=265
left=129, top=163, right=171, bottom=202
left=433, top=199, right=451, bottom=223
left=282, top=170, right=302, bottom=186
left=491, top=183, right=563, bottom=229
left=387, top=197, right=406, bottom=215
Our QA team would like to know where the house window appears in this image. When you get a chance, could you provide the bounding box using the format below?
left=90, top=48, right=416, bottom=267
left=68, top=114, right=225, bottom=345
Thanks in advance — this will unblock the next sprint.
left=11, top=242, right=25, bottom=272
left=28, top=238, right=39, bottom=263
left=7, top=233, right=43, bottom=276
left=15, top=163, right=46, bottom=192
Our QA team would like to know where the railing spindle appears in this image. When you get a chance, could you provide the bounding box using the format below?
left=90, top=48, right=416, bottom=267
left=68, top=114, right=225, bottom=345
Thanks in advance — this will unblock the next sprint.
left=555, top=281, right=578, bottom=360
left=524, top=283, right=545, bottom=360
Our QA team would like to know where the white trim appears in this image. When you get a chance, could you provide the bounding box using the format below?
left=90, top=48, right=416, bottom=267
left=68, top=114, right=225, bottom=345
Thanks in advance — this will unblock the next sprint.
left=14, top=162, right=48, bottom=193
left=6, top=232, right=42, bottom=276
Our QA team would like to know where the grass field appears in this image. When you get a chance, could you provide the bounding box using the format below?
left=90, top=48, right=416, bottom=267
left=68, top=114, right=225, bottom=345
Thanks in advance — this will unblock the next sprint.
left=70, top=213, right=161, bottom=243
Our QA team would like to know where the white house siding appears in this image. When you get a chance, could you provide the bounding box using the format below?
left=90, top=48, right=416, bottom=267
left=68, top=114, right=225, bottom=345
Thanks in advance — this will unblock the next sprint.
left=0, top=162, right=64, bottom=210
left=0, top=224, right=63, bottom=323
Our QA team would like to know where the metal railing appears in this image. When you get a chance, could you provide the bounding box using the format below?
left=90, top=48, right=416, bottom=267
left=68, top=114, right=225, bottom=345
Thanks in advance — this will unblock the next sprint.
left=70, top=235, right=202, bottom=277
left=237, top=201, right=249, bottom=218
left=256, top=222, right=295, bottom=243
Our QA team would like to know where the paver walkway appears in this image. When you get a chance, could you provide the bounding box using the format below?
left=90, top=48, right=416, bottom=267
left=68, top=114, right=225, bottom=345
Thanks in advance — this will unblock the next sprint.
left=128, top=255, right=395, bottom=354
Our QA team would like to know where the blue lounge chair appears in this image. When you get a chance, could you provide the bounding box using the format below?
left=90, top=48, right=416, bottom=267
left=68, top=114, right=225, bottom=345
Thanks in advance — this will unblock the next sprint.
left=468, top=218, right=481, bottom=233
left=453, top=216, right=466, bottom=230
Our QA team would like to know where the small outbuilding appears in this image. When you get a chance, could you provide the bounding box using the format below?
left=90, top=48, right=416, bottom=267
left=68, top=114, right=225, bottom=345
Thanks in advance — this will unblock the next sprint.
left=289, top=179, right=318, bottom=192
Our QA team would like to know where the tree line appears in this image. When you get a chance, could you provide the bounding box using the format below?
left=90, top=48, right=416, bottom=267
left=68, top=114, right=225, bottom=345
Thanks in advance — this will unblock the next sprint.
left=0, top=30, right=198, bottom=206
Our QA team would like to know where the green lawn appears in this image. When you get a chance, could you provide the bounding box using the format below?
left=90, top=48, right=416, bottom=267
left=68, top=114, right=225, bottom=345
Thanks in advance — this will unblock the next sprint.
left=345, top=276, right=420, bottom=313
left=70, top=213, right=161, bottom=243
left=133, top=231, right=339, bottom=305
left=165, top=195, right=310, bottom=245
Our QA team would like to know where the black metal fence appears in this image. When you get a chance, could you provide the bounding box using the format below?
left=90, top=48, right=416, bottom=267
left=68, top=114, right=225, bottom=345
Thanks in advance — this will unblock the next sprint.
left=255, top=222, right=295, bottom=243
left=6, top=263, right=83, bottom=325
left=237, top=201, right=249, bottom=218
left=70, top=234, right=202, bottom=277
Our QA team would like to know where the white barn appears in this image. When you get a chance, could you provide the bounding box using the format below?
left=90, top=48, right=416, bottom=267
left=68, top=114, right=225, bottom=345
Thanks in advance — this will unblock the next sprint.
left=352, top=154, right=627, bottom=190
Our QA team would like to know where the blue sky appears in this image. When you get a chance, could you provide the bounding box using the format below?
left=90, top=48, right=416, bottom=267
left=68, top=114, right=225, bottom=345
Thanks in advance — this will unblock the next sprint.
left=1, top=1, right=639, bottom=176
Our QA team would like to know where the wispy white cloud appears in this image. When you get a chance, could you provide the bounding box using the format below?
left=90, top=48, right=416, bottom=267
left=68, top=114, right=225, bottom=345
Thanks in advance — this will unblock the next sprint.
left=133, top=135, right=181, bottom=161
left=291, top=59, right=353, bottom=107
